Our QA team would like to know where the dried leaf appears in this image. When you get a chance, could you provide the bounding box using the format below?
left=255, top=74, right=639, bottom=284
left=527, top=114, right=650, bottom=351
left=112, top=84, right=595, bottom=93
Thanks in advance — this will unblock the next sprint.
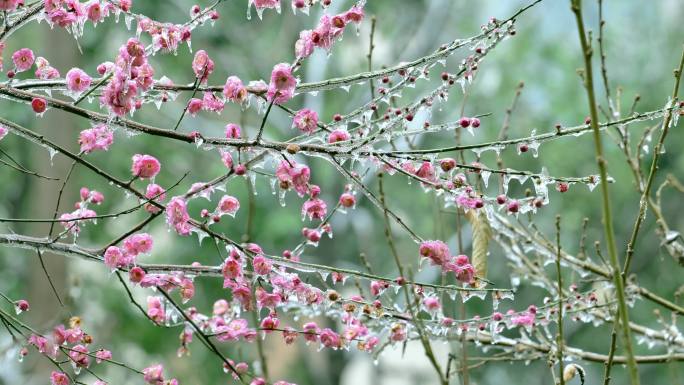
left=465, top=209, right=491, bottom=288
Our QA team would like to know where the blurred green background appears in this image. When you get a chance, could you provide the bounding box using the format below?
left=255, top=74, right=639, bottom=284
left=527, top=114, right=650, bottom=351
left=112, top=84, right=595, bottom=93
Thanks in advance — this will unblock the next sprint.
left=0, top=0, right=683, bottom=384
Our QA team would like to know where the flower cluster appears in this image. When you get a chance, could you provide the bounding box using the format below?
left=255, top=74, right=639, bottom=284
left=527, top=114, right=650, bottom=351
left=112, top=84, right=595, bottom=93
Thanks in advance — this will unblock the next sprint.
left=419, top=240, right=475, bottom=284
left=295, top=5, right=364, bottom=58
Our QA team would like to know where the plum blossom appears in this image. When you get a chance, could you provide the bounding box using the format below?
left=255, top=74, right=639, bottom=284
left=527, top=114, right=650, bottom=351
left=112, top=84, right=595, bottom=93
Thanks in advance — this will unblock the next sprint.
left=143, top=363, right=165, bottom=384
left=0, top=0, right=20, bottom=11
left=123, top=233, right=153, bottom=256
left=419, top=240, right=451, bottom=267
left=267, top=63, right=296, bottom=104
left=146, top=297, right=166, bottom=324
left=131, top=154, right=161, bottom=179
left=327, top=129, right=350, bottom=143
left=65, top=68, right=92, bottom=93
left=192, top=50, right=214, bottom=83
left=12, top=48, right=34, bottom=72
left=50, top=371, right=70, bottom=385
left=292, top=108, right=318, bottom=134
left=217, top=195, right=240, bottom=217
left=319, top=328, right=341, bottom=349
left=225, top=123, right=241, bottom=139
left=276, top=160, right=310, bottom=196
left=223, top=76, right=248, bottom=104
left=35, top=57, right=60, bottom=79
left=101, top=38, right=154, bottom=116
left=68, top=344, right=90, bottom=368
left=166, top=197, right=192, bottom=236
left=144, top=183, right=166, bottom=213
left=95, top=349, right=112, bottom=364
left=78, top=124, right=113, bottom=153
left=302, top=198, right=327, bottom=220
left=104, top=246, right=131, bottom=269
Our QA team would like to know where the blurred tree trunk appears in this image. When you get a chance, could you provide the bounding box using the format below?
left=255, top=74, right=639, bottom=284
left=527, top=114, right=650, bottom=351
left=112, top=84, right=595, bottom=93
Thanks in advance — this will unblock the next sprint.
left=22, top=25, right=78, bottom=385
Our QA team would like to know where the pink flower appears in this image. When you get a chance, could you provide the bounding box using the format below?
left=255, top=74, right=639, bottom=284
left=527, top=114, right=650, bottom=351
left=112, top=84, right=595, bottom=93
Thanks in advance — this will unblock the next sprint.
left=225, top=123, right=241, bottom=139
left=339, top=192, right=356, bottom=208
left=143, top=364, right=165, bottom=384
left=79, top=124, right=113, bottom=153
left=295, top=30, right=315, bottom=58
left=423, top=297, right=441, bottom=312
left=28, top=334, right=49, bottom=353
left=360, top=335, right=380, bottom=352
left=0, top=0, right=20, bottom=11
left=327, top=129, right=350, bottom=143
left=415, top=161, right=436, bottom=182
left=252, top=255, right=272, bottom=276
left=319, top=328, right=341, bottom=349
left=12, top=48, right=34, bottom=72
left=250, top=0, right=280, bottom=14
left=220, top=150, right=234, bottom=170
left=222, top=257, right=243, bottom=283
left=144, top=183, right=166, bottom=213
left=65, top=68, right=92, bottom=93
left=223, top=76, right=248, bottom=104
left=256, top=287, right=281, bottom=310
left=180, top=278, right=195, bottom=302
left=293, top=109, right=318, bottom=134
left=15, top=299, right=29, bottom=313
left=259, top=313, right=280, bottom=332
left=146, top=297, right=166, bottom=324
left=302, top=322, right=319, bottom=342
left=95, top=349, right=112, bottom=364
left=344, top=5, right=365, bottom=23
left=419, top=240, right=451, bottom=267
left=275, top=160, right=310, bottom=197
left=511, top=311, right=536, bottom=329
left=123, top=233, right=154, bottom=256
left=104, top=246, right=128, bottom=269
left=35, top=57, right=60, bottom=79
left=217, top=195, right=240, bottom=217
left=217, top=318, right=251, bottom=341
left=302, top=198, right=327, bottom=220
left=0, top=125, right=7, bottom=141
left=68, top=344, right=90, bottom=368
left=166, top=197, right=191, bottom=236
left=192, top=50, right=214, bottom=83
left=100, top=39, right=153, bottom=116
left=132, top=154, right=161, bottom=179
left=50, top=371, right=70, bottom=385
left=31, top=97, right=47, bottom=113
left=187, top=98, right=203, bottom=116
left=129, top=266, right=146, bottom=283
left=202, top=91, right=224, bottom=113
left=312, top=15, right=335, bottom=51
left=370, top=280, right=387, bottom=297
left=267, top=63, right=297, bottom=105
left=85, top=1, right=105, bottom=23
left=390, top=323, right=407, bottom=342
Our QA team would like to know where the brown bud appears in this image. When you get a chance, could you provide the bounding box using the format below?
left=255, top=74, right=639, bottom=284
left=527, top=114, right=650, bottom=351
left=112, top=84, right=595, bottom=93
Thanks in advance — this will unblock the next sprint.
left=326, top=290, right=340, bottom=302
left=286, top=144, right=300, bottom=154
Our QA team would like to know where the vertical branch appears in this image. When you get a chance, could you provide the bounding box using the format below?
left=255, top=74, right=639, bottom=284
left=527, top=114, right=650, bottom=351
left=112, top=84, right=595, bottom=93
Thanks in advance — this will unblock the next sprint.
left=378, top=174, right=447, bottom=385
left=597, top=0, right=612, bottom=115
left=602, top=329, right=618, bottom=385
left=569, top=1, right=640, bottom=384
left=623, top=47, right=684, bottom=275
left=555, top=215, right=565, bottom=385
left=36, top=249, right=65, bottom=307
left=367, top=16, right=377, bottom=108
left=254, top=99, right=275, bottom=144
left=47, top=159, right=78, bottom=237
left=243, top=178, right=269, bottom=382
